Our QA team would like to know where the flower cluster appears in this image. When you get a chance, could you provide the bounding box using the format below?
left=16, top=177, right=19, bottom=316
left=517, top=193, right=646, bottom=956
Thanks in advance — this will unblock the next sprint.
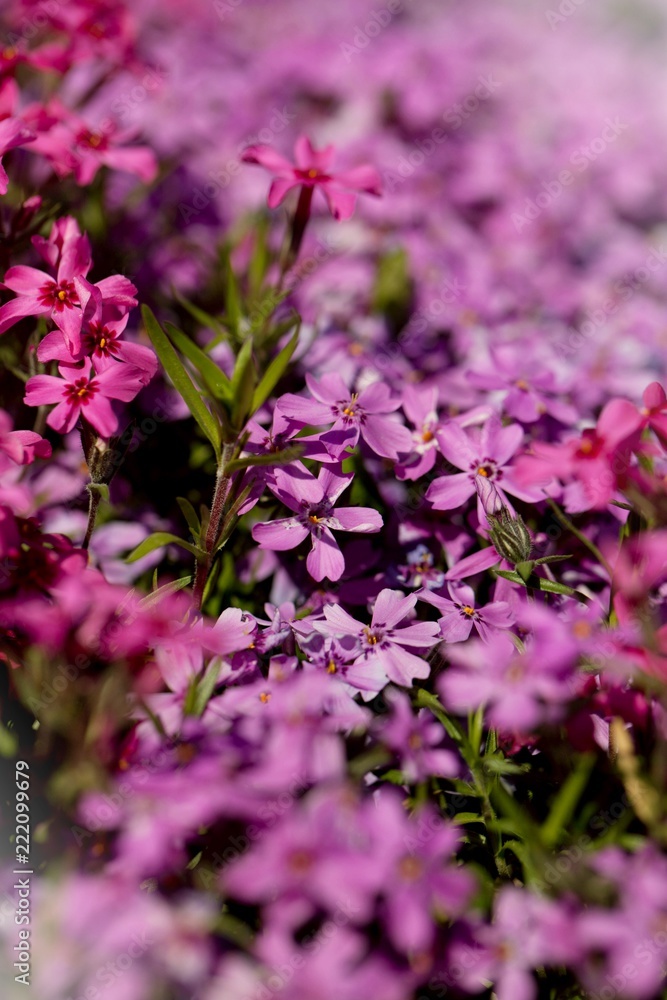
left=1, top=3, right=667, bottom=1000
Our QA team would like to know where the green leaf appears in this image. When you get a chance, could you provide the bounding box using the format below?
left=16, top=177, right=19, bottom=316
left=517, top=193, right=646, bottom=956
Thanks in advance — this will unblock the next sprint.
left=87, top=482, right=110, bottom=502
left=225, top=258, right=243, bottom=334
left=0, top=721, right=17, bottom=757
left=515, top=560, right=535, bottom=583
left=251, top=325, right=300, bottom=413
left=142, top=305, right=221, bottom=458
left=540, top=754, right=595, bottom=848
left=172, top=288, right=224, bottom=336
left=193, top=658, right=223, bottom=716
left=177, top=497, right=201, bottom=539
left=231, top=337, right=256, bottom=429
left=141, top=575, right=193, bottom=605
left=126, top=531, right=203, bottom=563
left=451, top=812, right=486, bottom=825
left=165, top=322, right=232, bottom=403
left=225, top=444, right=303, bottom=474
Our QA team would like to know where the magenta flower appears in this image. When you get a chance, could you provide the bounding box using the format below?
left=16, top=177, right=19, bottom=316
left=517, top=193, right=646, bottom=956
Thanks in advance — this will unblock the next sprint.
left=513, top=398, right=643, bottom=511
left=377, top=687, right=459, bottom=783
left=315, top=588, right=440, bottom=688
left=0, top=260, right=87, bottom=346
left=419, top=581, right=514, bottom=643
left=24, top=358, right=149, bottom=437
left=0, top=115, right=34, bottom=194
left=278, top=374, right=413, bottom=460
left=370, top=793, right=473, bottom=954
left=37, top=281, right=156, bottom=381
left=452, top=887, right=582, bottom=1000
left=426, top=414, right=541, bottom=518
left=29, top=103, right=157, bottom=186
left=0, top=409, right=51, bottom=466
left=251, top=464, right=382, bottom=582
left=439, top=621, right=577, bottom=732
left=242, top=134, right=382, bottom=221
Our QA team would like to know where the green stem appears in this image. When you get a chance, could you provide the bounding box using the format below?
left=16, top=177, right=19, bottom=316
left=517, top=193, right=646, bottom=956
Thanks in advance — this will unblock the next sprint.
left=545, top=498, right=613, bottom=577
left=82, top=487, right=102, bottom=550
left=193, top=443, right=237, bottom=610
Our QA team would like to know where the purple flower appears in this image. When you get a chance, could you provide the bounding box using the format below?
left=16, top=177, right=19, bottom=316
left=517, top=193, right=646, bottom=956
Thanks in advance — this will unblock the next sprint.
left=277, top=373, right=413, bottom=460
left=467, top=343, right=578, bottom=425
left=377, top=687, right=459, bottom=783
left=369, top=792, right=473, bottom=953
left=439, top=608, right=578, bottom=731
left=452, top=887, right=582, bottom=1000
left=419, top=581, right=514, bottom=642
left=396, top=384, right=442, bottom=480
left=426, top=414, right=541, bottom=520
left=315, top=588, right=440, bottom=689
left=251, top=464, right=382, bottom=582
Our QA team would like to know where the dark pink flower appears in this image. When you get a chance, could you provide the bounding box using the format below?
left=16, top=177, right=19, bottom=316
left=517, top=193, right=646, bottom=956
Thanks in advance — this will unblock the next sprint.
left=37, top=281, right=156, bottom=381
left=24, top=357, right=148, bottom=437
left=0, top=409, right=50, bottom=466
left=0, top=115, right=34, bottom=194
left=513, top=398, right=643, bottom=511
left=242, top=134, right=382, bottom=220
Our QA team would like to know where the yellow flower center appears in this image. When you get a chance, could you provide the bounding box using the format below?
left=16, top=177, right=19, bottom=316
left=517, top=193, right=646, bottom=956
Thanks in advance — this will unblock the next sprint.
left=259, top=691, right=271, bottom=703
left=462, top=605, right=475, bottom=617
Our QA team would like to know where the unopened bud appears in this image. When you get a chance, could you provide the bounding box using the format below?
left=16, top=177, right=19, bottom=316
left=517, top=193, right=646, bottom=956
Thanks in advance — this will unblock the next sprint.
left=487, top=507, right=532, bottom=564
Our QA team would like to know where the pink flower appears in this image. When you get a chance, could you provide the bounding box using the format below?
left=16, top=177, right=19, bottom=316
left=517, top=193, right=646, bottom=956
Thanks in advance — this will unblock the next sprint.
left=396, top=385, right=442, bottom=480
left=0, top=217, right=93, bottom=346
left=513, top=398, right=643, bottom=511
left=277, top=374, right=413, bottom=460
left=0, top=115, right=34, bottom=194
left=315, top=589, right=440, bottom=689
left=24, top=358, right=149, bottom=437
left=639, top=381, right=667, bottom=446
left=37, top=281, right=156, bottom=381
left=0, top=409, right=51, bottom=466
left=252, top=464, right=382, bottom=582
left=426, top=414, right=541, bottom=519
left=242, top=134, right=382, bottom=221
left=27, top=100, right=157, bottom=186
left=419, top=581, right=514, bottom=643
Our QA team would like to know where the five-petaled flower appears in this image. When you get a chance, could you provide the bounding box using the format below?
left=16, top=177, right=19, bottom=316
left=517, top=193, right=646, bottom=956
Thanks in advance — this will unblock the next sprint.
left=241, top=134, right=382, bottom=221
left=24, top=358, right=148, bottom=437
left=252, top=463, right=382, bottom=582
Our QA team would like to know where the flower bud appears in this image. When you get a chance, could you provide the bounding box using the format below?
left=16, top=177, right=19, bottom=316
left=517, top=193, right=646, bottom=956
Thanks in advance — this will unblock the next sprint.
left=487, top=507, right=532, bottom=565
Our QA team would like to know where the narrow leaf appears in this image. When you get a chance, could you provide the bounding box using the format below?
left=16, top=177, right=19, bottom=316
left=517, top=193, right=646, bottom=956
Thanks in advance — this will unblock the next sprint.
left=177, top=497, right=201, bottom=538
left=165, top=322, right=232, bottom=402
left=126, top=531, right=203, bottom=563
left=142, top=305, right=221, bottom=458
left=251, top=325, right=300, bottom=413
